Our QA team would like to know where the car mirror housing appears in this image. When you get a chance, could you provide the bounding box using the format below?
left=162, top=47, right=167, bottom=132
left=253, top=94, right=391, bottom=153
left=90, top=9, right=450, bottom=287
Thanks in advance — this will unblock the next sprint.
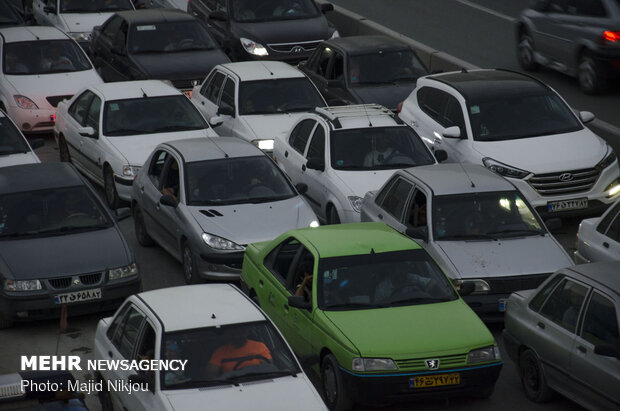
left=544, top=218, right=562, bottom=232
left=442, top=126, right=462, bottom=139
left=209, top=10, right=228, bottom=21
left=160, top=194, right=179, bottom=208
left=295, top=183, right=308, bottom=195
left=78, top=126, right=98, bottom=138
left=458, top=282, right=475, bottom=296
left=288, top=295, right=312, bottom=310
left=115, top=207, right=132, bottom=222
left=306, top=157, right=325, bottom=171
left=217, top=106, right=235, bottom=118
left=405, top=226, right=428, bottom=242
left=209, top=116, right=224, bottom=127
left=579, top=111, right=595, bottom=124
left=434, top=149, right=448, bottom=163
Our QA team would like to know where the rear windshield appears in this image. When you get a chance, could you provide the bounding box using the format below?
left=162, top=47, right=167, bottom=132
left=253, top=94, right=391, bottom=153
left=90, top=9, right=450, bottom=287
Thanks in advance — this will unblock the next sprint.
left=129, top=21, right=217, bottom=54
left=0, top=2, right=25, bottom=26
left=0, top=117, right=29, bottom=155
left=349, top=49, right=427, bottom=85
left=60, top=0, right=133, bottom=13
left=238, top=78, right=324, bottom=115
left=231, top=0, right=320, bottom=22
left=3, top=40, right=92, bottom=75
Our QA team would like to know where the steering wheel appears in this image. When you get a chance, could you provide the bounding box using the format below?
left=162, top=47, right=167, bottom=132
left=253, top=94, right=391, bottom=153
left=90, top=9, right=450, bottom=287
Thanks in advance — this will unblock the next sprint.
left=224, top=354, right=271, bottom=371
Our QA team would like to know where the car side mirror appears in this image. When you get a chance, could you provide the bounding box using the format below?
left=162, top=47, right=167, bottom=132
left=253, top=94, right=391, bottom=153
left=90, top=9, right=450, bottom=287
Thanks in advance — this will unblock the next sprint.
left=209, top=116, right=224, bottom=127
left=442, top=126, right=462, bottom=139
left=544, top=218, right=562, bottom=232
left=43, top=6, right=56, bottom=14
left=217, top=106, right=235, bottom=118
left=160, top=194, right=179, bottom=208
left=327, top=78, right=344, bottom=88
left=306, top=157, right=325, bottom=171
left=320, top=3, right=334, bottom=13
left=209, top=10, right=227, bottom=21
left=78, top=126, right=98, bottom=138
left=30, top=138, right=45, bottom=150
left=594, top=344, right=620, bottom=359
left=128, top=373, right=154, bottom=392
left=579, top=111, right=595, bottom=124
left=434, top=149, right=448, bottom=163
left=295, top=183, right=308, bottom=195
left=115, top=207, right=132, bottom=221
left=288, top=295, right=312, bottom=310
left=405, top=226, right=428, bottom=242
left=458, top=282, right=475, bottom=297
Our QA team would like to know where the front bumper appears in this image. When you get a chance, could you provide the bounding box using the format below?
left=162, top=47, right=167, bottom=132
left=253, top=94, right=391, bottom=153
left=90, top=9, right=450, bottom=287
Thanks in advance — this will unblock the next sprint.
left=340, top=362, right=502, bottom=405
left=198, top=251, right=244, bottom=280
left=6, top=105, right=56, bottom=133
left=113, top=174, right=135, bottom=201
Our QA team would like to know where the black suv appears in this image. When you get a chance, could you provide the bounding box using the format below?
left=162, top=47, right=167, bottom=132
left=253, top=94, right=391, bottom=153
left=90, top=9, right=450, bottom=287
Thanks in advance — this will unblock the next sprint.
left=517, top=0, right=620, bottom=93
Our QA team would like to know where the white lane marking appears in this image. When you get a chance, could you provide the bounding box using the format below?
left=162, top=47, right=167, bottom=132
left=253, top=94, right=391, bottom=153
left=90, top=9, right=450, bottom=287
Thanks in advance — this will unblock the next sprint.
left=455, top=0, right=517, bottom=23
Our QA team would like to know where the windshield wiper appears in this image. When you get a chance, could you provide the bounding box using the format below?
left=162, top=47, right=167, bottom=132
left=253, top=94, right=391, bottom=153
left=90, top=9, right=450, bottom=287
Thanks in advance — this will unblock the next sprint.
left=439, top=233, right=498, bottom=241
left=106, top=128, right=146, bottom=136
left=36, top=224, right=108, bottom=236
left=387, top=296, right=453, bottom=306
left=325, top=302, right=378, bottom=310
left=486, top=229, right=545, bottom=237
left=152, top=125, right=195, bottom=133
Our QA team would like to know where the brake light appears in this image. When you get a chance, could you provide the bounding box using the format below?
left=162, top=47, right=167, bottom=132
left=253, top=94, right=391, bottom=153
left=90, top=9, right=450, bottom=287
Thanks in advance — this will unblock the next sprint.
left=396, top=101, right=403, bottom=113
left=603, top=30, right=620, bottom=42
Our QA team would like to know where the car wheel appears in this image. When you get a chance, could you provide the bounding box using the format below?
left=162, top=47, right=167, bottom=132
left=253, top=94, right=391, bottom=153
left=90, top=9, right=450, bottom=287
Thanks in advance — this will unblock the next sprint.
left=321, top=354, right=353, bottom=411
left=517, top=32, right=539, bottom=71
left=104, top=167, right=121, bottom=210
left=519, top=349, right=553, bottom=402
left=133, top=205, right=154, bottom=246
left=0, top=317, right=13, bottom=329
left=578, top=53, right=605, bottom=94
left=327, top=205, right=340, bottom=225
left=58, top=136, right=71, bottom=162
left=182, top=243, right=200, bottom=284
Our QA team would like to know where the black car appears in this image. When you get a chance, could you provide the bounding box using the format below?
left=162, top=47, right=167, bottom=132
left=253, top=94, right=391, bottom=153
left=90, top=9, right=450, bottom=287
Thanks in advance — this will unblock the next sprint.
left=0, top=1, right=29, bottom=27
left=188, top=0, right=337, bottom=62
left=298, top=35, right=428, bottom=111
left=517, top=0, right=620, bottom=93
left=0, top=163, right=140, bottom=328
left=89, top=9, right=230, bottom=92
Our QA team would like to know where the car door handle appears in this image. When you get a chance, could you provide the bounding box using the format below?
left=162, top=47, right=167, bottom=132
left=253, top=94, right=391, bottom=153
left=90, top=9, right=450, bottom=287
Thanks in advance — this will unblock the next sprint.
left=283, top=304, right=289, bottom=312
left=156, top=203, right=160, bottom=211
left=302, top=164, right=306, bottom=171
left=139, top=186, right=144, bottom=193
left=269, top=293, right=275, bottom=303
left=537, top=321, right=545, bottom=329
left=577, top=345, right=586, bottom=353
left=258, top=279, right=264, bottom=287
left=603, top=242, right=610, bottom=248
left=108, top=351, right=113, bottom=358
left=378, top=213, right=383, bottom=220
left=284, top=150, right=288, bottom=158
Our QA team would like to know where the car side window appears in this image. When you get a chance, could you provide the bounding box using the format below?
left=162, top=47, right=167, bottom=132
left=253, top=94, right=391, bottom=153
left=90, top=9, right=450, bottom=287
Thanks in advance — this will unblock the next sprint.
left=86, top=95, right=101, bottom=130
left=317, top=46, right=332, bottom=78
left=206, top=0, right=226, bottom=12
left=102, top=16, right=123, bottom=41
left=580, top=291, right=619, bottom=347
left=548, top=0, right=568, bottom=13
left=289, top=119, right=316, bottom=154
left=148, top=150, right=169, bottom=187
left=265, top=238, right=302, bottom=285
left=287, top=248, right=314, bottom=301
left=569, top=0, right=607, bottom=17
left=306, top=47, right=321, bottom=72
left=68, top=90, right=95, bottom=126
left=113, top=22, right=128, bottom=51
left=305, top=125, right=325, bottom=160
left=220, top=77, right=235, bottom=110
left=539, top=278, right=589, bottom=332
left=443, top=95, right=465, bottom=132
left=161, top=157, right=181, bottom=200
left=110, top=305, right=145, bottom=359
left=418, top=87, right=450, bottom=125
left=106, top=303, right=131, bottom=342
left=405, top=189, right=427, bottom=228
left=604, top=214, right=620, bottom=242
left=136, top=321, right=156, bottom=361
left=382, top=178, right=414, bottom=220
left=328, top=51, right=344, bottom=81
left=204, top=71, right=225, bottom=103
left=375, top=177, right=398, bottom=206
left=596, top=202, right=620, bottom=234
left=529, top=274, right=563, bottom=312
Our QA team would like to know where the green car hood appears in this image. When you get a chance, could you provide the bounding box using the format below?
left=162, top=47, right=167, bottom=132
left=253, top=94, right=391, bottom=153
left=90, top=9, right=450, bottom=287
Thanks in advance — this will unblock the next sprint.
left=322, top=300, right=494, bottom=359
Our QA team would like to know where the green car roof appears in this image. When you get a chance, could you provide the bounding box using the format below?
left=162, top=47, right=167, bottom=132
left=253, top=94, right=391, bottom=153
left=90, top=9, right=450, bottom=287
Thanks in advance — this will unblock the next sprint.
left=294, top=222, right=421, bottom=258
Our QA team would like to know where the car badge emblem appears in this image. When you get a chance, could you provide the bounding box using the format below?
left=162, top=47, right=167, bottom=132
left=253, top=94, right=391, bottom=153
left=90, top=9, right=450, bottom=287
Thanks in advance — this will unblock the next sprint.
left=292, top=46, right=304, bottom=53
left=425, top=359, right=439, bottom=370
left=73, top=279, right=80, bottom=285
left=559, top=173, right=573, bottom=182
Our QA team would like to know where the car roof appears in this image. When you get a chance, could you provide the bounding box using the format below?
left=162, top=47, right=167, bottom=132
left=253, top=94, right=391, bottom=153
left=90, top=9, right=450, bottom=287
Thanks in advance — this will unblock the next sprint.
left=326, top=35, right=410, bottom=55
left=565, top=262, right=620, bottom=296
left=137, top=284, right=265, bottom=332
left=220, top=61, right=305, bottom=81
left=89, top=80, right=182, bottom=99
left=314, top=104, right=404, bottom=130
left=162, top=137, right=264, bottom=163
left=116, top=9, right=197, bottom=24
left=0, top=26, right=69, bottom=43
left=400, top=164, right=516, bottom=196
left=293, top=222, right=421, bottom=258
left=425, top=69, right=549, bottom=102
left=0, top=163, right=83, bottom=194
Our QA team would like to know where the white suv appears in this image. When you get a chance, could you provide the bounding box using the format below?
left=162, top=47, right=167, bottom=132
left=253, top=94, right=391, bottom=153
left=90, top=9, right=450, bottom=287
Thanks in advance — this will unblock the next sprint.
left=398, top=69, right=620, bottom=218
left=273, top=104, right=442, bottom=224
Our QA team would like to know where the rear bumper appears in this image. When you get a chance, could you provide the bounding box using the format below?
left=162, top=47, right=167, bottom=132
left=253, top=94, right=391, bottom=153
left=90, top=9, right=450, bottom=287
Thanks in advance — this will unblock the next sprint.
left=501, top=329, right=521, bottom=364
left=591, top=47, right=620, bottom=79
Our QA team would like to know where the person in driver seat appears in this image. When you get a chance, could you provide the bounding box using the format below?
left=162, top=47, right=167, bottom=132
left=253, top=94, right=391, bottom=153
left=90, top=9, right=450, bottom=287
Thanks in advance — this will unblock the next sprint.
left=205, top=327, right=272, bottom=377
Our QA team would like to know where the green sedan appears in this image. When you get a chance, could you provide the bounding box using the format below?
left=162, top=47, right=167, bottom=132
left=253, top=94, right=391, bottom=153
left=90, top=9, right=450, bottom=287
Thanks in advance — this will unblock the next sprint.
left=240, top=222, right=502, bottom=410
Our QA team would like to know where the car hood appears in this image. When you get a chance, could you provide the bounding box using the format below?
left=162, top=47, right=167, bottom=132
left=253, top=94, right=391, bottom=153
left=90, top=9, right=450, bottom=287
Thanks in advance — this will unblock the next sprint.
left=332, top=169, right=399, bottom=198
left=233, top=17, right=329, bottom=45
left=188, top=196, right=315, bottom=245
left=163, top=375, right=325, bottom=411
left=435, top=236, right=572, bottom=279
left=242, top=114, right=306, bottom=141
left=130, top=50, right=229, bottom=82
left=60, top=12, right=114, bottom=33
left=0, top=153, right=39, bottom=167
left=349, top=84, right=415, bottom=112
left=105, top=129, right=212, bottom=165
left=471, top=128, right=608, bottom=173
left=322, top=300, right=493, bottom=358
left=0, top=227, right=130, bottom=280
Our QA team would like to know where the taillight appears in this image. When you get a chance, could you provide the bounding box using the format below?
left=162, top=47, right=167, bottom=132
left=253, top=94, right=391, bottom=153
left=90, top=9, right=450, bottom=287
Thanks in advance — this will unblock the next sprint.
left=396, top=101, right=403, bottom=113
left=603, top=30, right=620, bottom=43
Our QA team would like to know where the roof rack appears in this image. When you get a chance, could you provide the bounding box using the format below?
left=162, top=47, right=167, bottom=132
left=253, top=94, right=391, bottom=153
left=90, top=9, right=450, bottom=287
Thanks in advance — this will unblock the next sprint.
left=314, top=104, right=399, bottom=129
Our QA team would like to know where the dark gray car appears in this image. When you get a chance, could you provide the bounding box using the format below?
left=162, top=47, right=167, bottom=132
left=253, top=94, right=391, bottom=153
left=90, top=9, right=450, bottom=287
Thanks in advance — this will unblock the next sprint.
left=0, top=163, right=140, bottom=328
left=517, top=0, right=620, bottom=93
left=503, top=262, right=620, bottom=409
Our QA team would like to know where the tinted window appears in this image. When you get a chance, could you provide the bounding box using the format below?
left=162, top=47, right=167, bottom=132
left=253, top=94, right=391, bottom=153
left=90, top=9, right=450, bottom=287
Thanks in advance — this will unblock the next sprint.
left=539, top=279, right=589, bottom=332
left=382, top=178, right=413, bottom=220
left=238, top=78, right=324, bottom=115
left=3, top=40, right=92, bottom=75
left=149, top=150, right=168, bottom=187
left=375, top=177, right=398, bottom=206
left=329, top=51, right=344, bottom=81
left=0, top=2, right=25, bottom=26
left=107, top=303, right=131, bottom=342
left=265, top=238, right=301, bottom=284
left=405, top=189, right=427, bottom=227
left=581, top=291, right=619, bottom=346
left=86, top=95, right=102, bottom=129
left=569, top=0, right=607, bottom=16
left=69, top=91, right=95, bottom=126
left=220, top=78, right=235, bottom=110
left=529, top=274, right=563, bottom=312
left=306, top=126, right=325, bottom=160
left=115, top=307, right=145, bottom=359
left=204, top=72, right=225, bottom=103
left=418, top=87, right=449, bottom=124
left=230, top=0, right=320, bottom=22
left=317, top=47, right=332, bottom=77
left=348, top=49, right=427, bottom=85
left=102, top=16, right=124, bottom=40
left=60, top=0, right=133, bottom=12
left=289, top=119, right=316, bottom=154
left=444, top=95, right=465, bottom=131
left=0, top=117, right=29, bottom=154
left=128, top=21, right=216, bottom=54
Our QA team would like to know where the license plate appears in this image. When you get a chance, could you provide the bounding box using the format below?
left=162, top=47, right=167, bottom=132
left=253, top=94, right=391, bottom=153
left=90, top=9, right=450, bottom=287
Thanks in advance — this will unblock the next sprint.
left=183, top=90, right=192, bottom=98
left=499, top=298, right=507, bottom=312
left=547, top=198, right=588, bottom=212
left=54, top=288, right=102, bottom=305
left=410, top=373, right=460, bottom=388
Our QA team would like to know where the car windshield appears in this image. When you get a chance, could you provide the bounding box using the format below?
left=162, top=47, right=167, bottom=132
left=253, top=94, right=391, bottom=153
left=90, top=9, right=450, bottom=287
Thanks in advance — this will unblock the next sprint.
left=319, top=249, right=458, bottom=310
left=0, top=118, right=30, bottom=155
left=128, top=21, right=217, bottom=53
left=60, top=0, right=133, bottom=13
left=231, top=0, right=320, bottom=22
left=0, top=186, right=111, bottom=240
left=349, top=50, right=427, bottom=85
left=238, top=78, right=324, bottom=115
left=3, top=40, right=92, bottom=75
left=433, top=191, right=544, bottom=240
left=330, top=126, right=435, bottom=170
left=468, top=92, right=582, bottom=141
left=103, top=95, right=208, bottom=136
left=161, top=321, right=300, bottom=389
left=186, top=156, right=296, bottom=206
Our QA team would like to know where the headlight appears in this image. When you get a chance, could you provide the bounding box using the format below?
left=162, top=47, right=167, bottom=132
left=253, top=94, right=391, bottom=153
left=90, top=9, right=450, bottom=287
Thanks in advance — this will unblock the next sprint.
left=467, top=346, right=501, bottom=364
left=605, top=178, right=620, bottom=198
left=202, top=233, right=245, bottom=251
left=69, top=32, right=92, bottom=42
left=482, top=158, right=530, bottom=179
left=251, top=139, right=274, bottom=151
left=14, top=95, right=38, bottom=110
left=240, top=38, right=268, bottom=56
left=4, top=279, right=42, bottom=292
left=453, top=279, right=490, bottom=294
left=352, top=358, right=397, bottom=372
left=348, top=196, right=363, bottom=213
left=309, top=220, right=319, bottom=228
left=597, top=147, right=617, bottom=170
left=122, top=165, right=141, bottom=177
left=109, top=263, right=138, bottom=280
left=330, top=30, right=340, bottom=39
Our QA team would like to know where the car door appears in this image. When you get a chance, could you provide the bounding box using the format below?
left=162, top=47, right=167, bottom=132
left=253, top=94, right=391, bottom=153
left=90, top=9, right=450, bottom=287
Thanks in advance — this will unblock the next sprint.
left=372, top=176, right=414, bottom=232
left=138, top=149, right=171, bottom=248
left=193, top=70, right=226, bottom=127
left=152, top=155, right=184, bottom=256
left=79, top=93, right=105, bottom=180
left=276, top=118, right=316, bottom=183
left=63, top=90, right=96, bottom=175
left=300, top=123, right=328, bottom=217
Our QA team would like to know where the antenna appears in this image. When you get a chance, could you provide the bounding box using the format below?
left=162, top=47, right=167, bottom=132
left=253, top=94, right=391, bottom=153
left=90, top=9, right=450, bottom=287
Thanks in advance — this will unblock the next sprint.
left=260, top=61, right=274, bottom=76
left=209, top=138, right=229, bottom=158
left=459, top=162, right=475, bottom=188
left=140, top=88, right=148, bottom=98
left=361, top=104, right=373, bottom=127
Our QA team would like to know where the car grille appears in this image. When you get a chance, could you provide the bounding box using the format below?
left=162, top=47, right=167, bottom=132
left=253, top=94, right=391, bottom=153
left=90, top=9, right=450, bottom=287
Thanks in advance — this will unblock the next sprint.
left=80, top=272, right=102, bottom=285
left=46, top=95, right=73, bottom=107
left=395, top=353, right=467, bottom=370
left=528, top=168, right=600, bottom=196
left=47, top=272, right=103, bottom=289
left=48, top=277, right=72, bottom=290
left=267, top=40, right=322, bottom=53
left=484, top=273, right=550, bottom=295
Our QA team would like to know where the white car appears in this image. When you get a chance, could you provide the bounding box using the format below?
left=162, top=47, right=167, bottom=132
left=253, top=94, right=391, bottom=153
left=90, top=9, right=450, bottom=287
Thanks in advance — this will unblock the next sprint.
left=190, top=61, right=326, bottom=153
left=575, top=199, right=620, bottom=263
left=361, top=163, right=574, bottom=321
left=54, top=80, right=217, bottom=209
left=0, top=26, right=103, bottom=133
left=33, top=0, right=135, bottom=48
left=0, top=110, right=43, bottom=167
left=94, top=284, right=327, bottom=411
left=398, top=69, right=620, bottom=218
left=273, top=104, right=441, bottom=224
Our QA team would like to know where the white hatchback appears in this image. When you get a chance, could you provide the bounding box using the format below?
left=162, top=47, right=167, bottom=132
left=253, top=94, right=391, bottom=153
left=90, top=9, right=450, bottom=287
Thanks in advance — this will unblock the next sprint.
left=575, top=199, right=620, bottom=263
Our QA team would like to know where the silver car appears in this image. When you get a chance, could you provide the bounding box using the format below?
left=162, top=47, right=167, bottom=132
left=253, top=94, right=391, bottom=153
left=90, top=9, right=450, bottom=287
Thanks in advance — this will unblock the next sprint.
left=575, top=199, right=620, bottom=263
left=503, top=262, right=620, bottom=409
left=131, top=137, right=318, bottom=283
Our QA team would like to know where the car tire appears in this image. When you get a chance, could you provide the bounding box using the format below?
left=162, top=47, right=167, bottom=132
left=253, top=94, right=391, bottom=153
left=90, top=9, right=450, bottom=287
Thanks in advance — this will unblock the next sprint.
left=104, top=166, right=122, bottom=210
left=0, top=317, right=13, bottom=330
left=517, top=31, right=540, bottom=71
left=182, top=243, right=200, bottom=285
left=519, top=349, right=553, bottom=402
left=327, top=205, right=340, bottom=225
left=133, top=205, right=154, bottom=247
left=321, top=354, right=353, bottom=411
left=58, top=135, right=71, bottom=162
left=578, top=53, right=605, bottom=94
left=97, top=374, right=113, bottom=411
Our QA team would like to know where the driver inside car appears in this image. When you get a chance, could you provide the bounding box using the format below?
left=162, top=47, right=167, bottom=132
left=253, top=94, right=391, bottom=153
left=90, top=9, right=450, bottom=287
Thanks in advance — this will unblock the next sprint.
left=205, top=327, right=272, bottom=378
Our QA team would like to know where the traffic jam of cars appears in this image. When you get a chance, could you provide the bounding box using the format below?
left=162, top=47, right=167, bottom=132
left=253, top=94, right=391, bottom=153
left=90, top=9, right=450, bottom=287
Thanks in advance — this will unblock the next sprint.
left=0, top=0, right=619, bottom=410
